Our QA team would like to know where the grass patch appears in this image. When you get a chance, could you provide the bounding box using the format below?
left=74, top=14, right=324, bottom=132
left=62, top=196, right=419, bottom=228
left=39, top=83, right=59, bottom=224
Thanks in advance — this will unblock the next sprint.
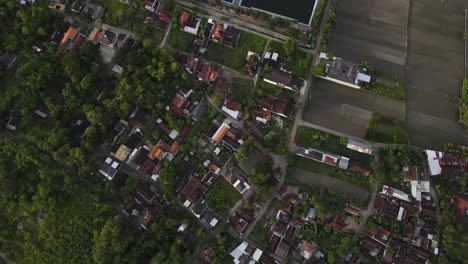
left=296, top=126, right=373, bottom=165
left=369, top=74, right=405, bottom=101
left=204, top=177, right=241, bottom=216
left=247, top=215, right=268, bottom=247
left=92, top=0, right=128, bottom=26
left=255, top=80, right=282, bottom=97
left=231, top=78, right=254, bottom=104
left=206, top=32, right=267, bottom=71
left=291, top=156, right=372, bottom=191
left=459, top=79, right=468, bottom=127
left=365, top=114, right=408, bottom=144
left=168, top=30, right=195, bottom=53
left=267, top=41, right=312, bottom=79
left=263, top=118, right=292, bottom=155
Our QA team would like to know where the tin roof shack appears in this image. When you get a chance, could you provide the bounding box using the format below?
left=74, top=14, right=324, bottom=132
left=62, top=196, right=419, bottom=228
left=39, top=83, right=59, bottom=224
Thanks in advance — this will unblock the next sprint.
left=99, top=157, right=120, bottom=180
left=5, top=111, right=21, bottom=131
left=230, top=242, right=263, bottom=264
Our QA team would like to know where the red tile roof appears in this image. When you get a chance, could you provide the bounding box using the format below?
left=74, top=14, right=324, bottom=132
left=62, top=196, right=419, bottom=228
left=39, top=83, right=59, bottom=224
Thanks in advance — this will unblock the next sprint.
left=179, top=11, right=190, bottom=28
left=212, top=123, right=230, bottom=144
left=71, top=34, right=85, bottom=53
left=60, top=27, right=78, bottom=45
left=198, top=63, right=218, bottom=84
left=452, top=194, right=468, bottom=217
left=323, top=156, right=336, bottom=165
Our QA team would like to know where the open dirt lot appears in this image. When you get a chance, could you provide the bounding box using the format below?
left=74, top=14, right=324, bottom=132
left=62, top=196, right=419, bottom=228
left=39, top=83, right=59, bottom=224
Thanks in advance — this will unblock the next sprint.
left=405, top=0, right=467, bottom=148
left=304, top=80, right=405, bottom=139
left=328, top=0, right=409, bottom=78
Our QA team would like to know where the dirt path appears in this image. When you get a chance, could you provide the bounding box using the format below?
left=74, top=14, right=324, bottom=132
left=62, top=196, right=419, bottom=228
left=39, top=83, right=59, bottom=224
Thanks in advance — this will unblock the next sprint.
left=290, top=168, right=369, bottom=201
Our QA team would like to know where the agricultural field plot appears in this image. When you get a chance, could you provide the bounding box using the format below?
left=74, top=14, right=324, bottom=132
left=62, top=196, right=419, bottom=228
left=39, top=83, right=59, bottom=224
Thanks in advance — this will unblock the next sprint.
left=365, top=114, right=408, bottom=144
left=404, top=0, right=467, bottom=148
left=327, top=0, right=409, bottom=78
left=168, top=30, right=195, bottom=53
left=303, top=80, right=405, bottom=139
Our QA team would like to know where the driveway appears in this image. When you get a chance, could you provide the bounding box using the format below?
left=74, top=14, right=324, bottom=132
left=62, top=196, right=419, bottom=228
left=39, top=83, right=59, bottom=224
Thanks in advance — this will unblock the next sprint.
left=290, top=168, right=369, bottom=201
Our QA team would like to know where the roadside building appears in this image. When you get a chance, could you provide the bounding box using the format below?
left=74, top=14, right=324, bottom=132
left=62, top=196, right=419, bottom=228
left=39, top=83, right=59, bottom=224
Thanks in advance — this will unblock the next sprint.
left=179, top=11, right=201, bottom=35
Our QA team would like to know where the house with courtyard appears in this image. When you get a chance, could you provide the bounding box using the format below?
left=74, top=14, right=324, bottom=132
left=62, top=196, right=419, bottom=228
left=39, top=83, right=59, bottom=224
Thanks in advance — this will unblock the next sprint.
left=317, top=52, right=372, bottom=89
left=111, top=129, right=143, bottom=162
left=165, top=87, right=197, bottom=119
left=197, top=62, right=219, bottom=84
left=178, top=11, right=201, bottom=35
left=255, top=96, right=295, bottom=119
left=209, top=19, right=241, bottom=48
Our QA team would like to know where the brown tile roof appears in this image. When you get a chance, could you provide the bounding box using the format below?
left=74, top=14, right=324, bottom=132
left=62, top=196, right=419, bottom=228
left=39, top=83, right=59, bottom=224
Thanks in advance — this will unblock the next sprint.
left=71, top=34, right=85, bottom=53
left=178, top=175, right=209, bottom=203
left=171, top=93, right=185, bottom=108
left=265, top=68, right=292, bottom=86
left=198, top=63, right=217, bottom=84
left=168, top=140, right=181, bottom=155
left=272, top=99, right=294, bottom=117
left=255, top=96, right=276, bottom=110
left=251, top=108, right=271, bottom=121
left=224, top=100, right=243, bottom=112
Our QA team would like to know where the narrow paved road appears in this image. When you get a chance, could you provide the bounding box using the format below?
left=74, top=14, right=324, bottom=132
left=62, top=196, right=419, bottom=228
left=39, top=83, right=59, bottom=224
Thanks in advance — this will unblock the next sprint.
left=289, top=0, right=333, bottom=146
